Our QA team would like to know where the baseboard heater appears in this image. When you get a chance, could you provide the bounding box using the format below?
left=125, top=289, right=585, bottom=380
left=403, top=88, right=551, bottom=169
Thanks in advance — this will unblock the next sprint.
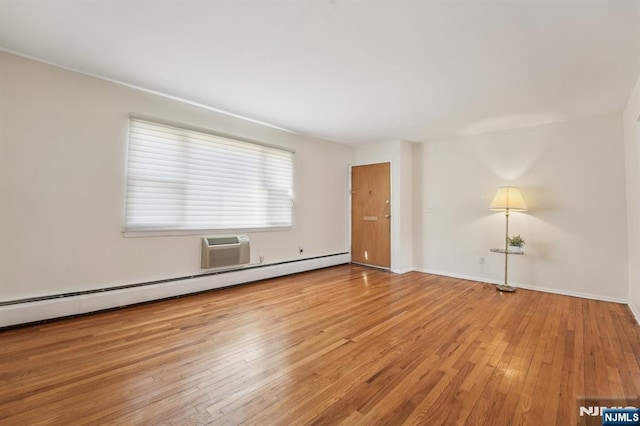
left=201, top=235, right=250, bottom=269
left=0, top=252, right=350, bottom=329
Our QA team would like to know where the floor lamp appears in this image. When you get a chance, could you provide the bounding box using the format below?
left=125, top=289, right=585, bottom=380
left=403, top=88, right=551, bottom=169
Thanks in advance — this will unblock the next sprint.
left=490, top=187, right=527, bottom=293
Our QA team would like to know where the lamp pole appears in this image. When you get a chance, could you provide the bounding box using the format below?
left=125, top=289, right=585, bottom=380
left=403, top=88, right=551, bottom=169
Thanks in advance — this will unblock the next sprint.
left=504, top=209, right=509, bottom=287
left=496, top=208, right=517, bottom=292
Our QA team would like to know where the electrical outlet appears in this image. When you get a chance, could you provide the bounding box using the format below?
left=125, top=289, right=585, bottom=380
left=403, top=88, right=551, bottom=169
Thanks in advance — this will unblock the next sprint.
left=479, top=257, right=485, bottom=265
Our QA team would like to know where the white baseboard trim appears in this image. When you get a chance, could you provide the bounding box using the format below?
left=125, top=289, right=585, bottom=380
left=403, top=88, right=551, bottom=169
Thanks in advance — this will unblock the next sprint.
left=628, top=302, right=640, bottom=326
left=0, top=254, right=350, bottom=328
left=391, top=267, right=414, bottom=275
left=513, top=282, right=629, bottom=305
left=414, top=267, right=630, bottom=305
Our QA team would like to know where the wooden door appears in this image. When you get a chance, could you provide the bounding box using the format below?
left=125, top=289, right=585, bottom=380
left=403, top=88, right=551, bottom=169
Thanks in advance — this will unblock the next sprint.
left=351, top=163, right=391, bottom=268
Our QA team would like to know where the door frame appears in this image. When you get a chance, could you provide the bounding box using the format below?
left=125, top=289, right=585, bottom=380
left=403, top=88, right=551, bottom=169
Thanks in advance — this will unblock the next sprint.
left=348, top=160, right=395, bottom=272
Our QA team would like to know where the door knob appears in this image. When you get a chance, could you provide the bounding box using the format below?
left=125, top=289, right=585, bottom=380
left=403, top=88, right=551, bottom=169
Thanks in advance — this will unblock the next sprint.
left=385, top=214, right=391, bottom=218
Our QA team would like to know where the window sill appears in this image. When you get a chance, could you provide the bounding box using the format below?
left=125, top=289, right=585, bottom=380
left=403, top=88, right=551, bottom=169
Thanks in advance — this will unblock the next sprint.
left=123, top=226, right=293, bottom=238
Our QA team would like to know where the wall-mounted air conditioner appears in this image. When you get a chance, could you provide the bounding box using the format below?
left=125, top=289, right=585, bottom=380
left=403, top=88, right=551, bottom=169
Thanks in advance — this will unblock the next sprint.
left=201, top=235, right=250, bottom=269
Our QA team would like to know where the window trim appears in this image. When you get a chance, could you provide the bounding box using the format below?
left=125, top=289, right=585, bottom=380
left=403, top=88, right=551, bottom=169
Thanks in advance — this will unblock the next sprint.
left=123, top=226, right=293, bottom=238
left=122, top=114, right=295, bottom=237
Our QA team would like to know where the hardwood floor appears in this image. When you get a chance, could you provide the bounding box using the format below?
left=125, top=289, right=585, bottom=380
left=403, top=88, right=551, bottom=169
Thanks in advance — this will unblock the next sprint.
left=1, top=264, right=639, bottom=425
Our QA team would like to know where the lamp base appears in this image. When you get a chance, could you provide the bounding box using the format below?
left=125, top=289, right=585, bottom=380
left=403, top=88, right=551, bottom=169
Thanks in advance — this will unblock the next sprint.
left=496, top=284, right=516, bottom=293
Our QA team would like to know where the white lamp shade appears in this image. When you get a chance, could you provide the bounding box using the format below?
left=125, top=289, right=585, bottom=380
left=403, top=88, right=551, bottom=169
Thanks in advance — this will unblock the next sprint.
left=490, top=187, right=527, bottom=211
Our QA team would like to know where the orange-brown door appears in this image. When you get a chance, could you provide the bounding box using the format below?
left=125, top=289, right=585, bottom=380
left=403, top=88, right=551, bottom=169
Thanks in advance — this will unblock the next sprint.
left=351, top=163, right=391, bottom=268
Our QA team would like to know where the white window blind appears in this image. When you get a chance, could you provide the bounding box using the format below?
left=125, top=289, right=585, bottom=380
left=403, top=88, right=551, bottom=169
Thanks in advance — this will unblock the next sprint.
left=125, top=118, right=294, bottom=232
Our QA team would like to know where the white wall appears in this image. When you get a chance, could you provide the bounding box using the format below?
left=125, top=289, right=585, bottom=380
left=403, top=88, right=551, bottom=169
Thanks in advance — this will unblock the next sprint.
left=353, top=140, right=413, bottom=273
left=623, top=75, right=640, bottom=321
left=0, top=52, right=351, bottom=302
left=413, top=114, right=629, bottom=301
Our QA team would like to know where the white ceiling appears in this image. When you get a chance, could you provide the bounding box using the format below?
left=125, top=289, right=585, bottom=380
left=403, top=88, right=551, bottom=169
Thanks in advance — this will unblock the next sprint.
left=1, top=0, right=639, bottom=145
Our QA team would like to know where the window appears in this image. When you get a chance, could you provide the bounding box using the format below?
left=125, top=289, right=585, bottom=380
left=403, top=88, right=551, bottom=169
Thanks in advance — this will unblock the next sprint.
left=124, top=117, right=294, bottom=233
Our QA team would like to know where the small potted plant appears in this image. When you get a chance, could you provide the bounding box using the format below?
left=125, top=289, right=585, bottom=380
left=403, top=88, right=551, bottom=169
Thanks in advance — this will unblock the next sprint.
left=507, top=235, right=526, bottom=253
